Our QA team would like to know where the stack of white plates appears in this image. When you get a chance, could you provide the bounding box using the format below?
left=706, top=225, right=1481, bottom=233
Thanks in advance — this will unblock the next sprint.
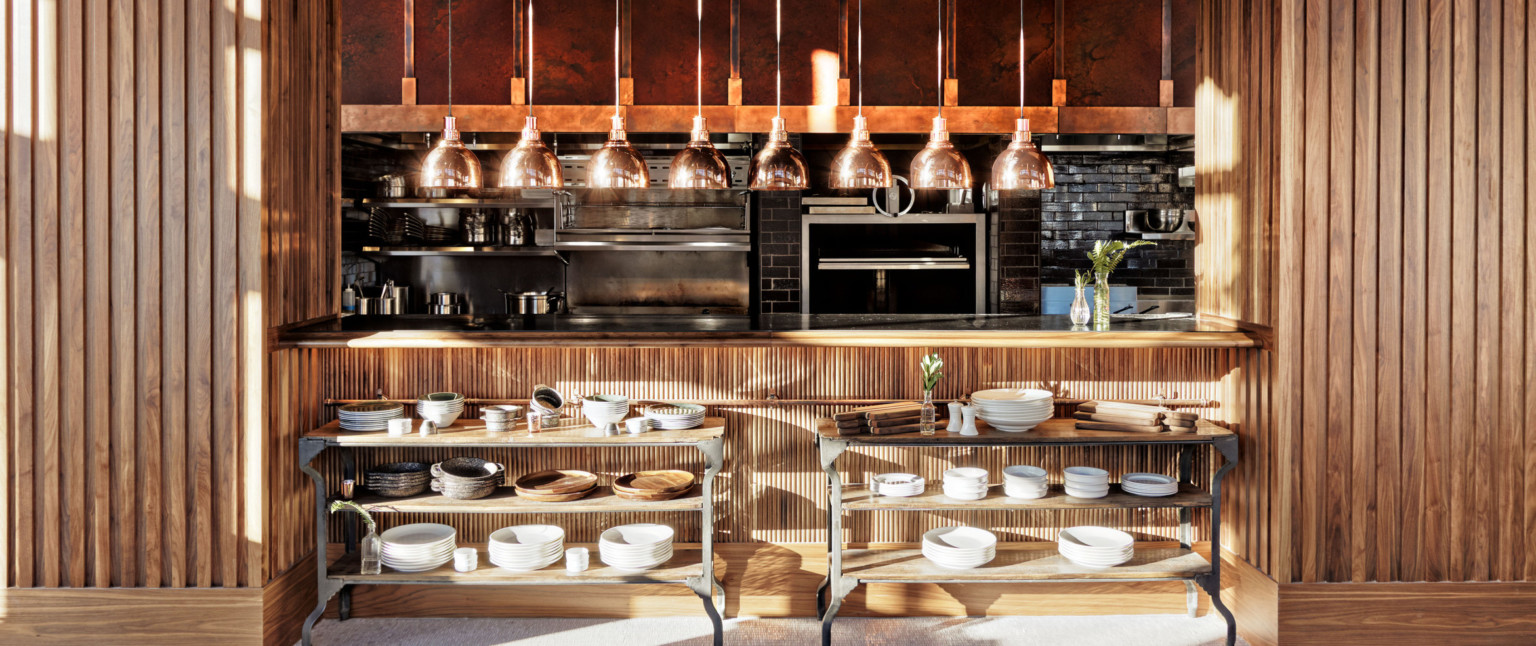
left=1121, top=472, right=1178, bottom=497
left=871, top=473, right=925, bottom=497
left=922, top=527, right=998, bottom=569
left=487, top=525, right=565, bottom=572
left=644, top=403, right=706, bottom=430
left=380, top=523, right=457, bottom=572
left=970, top=388, right=1055, bottom=432
left=338, top=402, right=405, bottom=431
left=1002, top=465, right=1049, bottom=499
left=416, top=392, right=465, bottom=427
left=599, top=523, right=675, bottom=571
left=1058, top=526, right=1134, bottom=568
left=942, top=467, right=990, bottom=501
left=1064, top=466, right=1110, bottom=498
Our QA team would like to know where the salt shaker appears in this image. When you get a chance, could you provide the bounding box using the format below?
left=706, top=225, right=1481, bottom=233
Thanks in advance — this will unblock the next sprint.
left=419, top=419, right=438, bottom=437
left=946, top=402, right=964, bottom=432
left=960, top=405, right=979, bottom=436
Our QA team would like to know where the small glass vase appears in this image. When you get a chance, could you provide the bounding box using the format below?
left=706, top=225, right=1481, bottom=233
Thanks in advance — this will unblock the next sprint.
left=1070, top=283, right=1091, bottom=327
left=920, top=389, right=937, bottom=435
left=1093, top=272, right=1112, bottom=331
left=360, top=526, right=382, bottom=575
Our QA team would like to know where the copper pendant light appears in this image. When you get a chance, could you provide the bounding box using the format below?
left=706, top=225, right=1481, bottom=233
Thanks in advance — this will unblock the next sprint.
left=991, top=0, right=1055, bottom=190
left=500, top=0, right=564, bottom=189
left=749, top=0, right=809, bottom=191
left=828, top=0, right=890, bottom=189
left=588, top=0, right=650, bottom=189
left=419, top=0, right=483, bottom=192
left=669, top=0, right=731, bottom=189
left=909, top=0, right=971, bottom=190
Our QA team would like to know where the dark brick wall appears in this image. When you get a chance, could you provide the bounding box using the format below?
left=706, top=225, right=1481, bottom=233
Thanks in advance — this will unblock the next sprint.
left=990, top=191, right=1043, bottom=314
left=1039, top=151, right=1196, bottom=306
left=756, top=191, right=803, bottom=313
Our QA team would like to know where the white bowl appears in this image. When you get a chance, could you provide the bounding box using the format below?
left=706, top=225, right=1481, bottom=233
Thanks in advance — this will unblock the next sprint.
left=923, top=526, right=998, bottom=552
left=942, top=467, right=988, bottom=482
left=971, top=388, right=1053, bottom=403
left=600, top=523, right=675, bottom=548
left=490, top=525, right=564, bottom=547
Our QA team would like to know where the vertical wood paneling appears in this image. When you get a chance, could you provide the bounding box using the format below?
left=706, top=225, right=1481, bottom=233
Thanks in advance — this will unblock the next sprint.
left=60, top=0, right=87, bottom=590
left=1400, top=0, right=1428, bottom=584
left=1375, top=0, right=1404, bottom=583
left=1497, top=0, right=1524, bottom=584
left=34, top=0, right=63, bottom=590
left=85, top=0, right=112, bottom=590
left=9, top=0, right=36, bottom=590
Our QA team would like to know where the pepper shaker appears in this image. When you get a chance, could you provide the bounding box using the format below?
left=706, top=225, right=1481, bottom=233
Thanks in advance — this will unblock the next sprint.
left=960, top=405, right=979, bottom=436
left=419, top=419, right=438, bottom=437
left=946, top=402, right=964, bottom=432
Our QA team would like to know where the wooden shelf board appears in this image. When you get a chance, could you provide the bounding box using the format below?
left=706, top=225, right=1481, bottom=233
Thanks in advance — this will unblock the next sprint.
left=305, top=417, right=725, bottom=447
left=329, top=543, right=705, bottom=585
left=843, top=543, right=1210, bottom=582
left=841, top=483, right=1210, bottom=512
left=818, top=417, right=1232, bottom=445
left=352, top=487, right=704, bottom=514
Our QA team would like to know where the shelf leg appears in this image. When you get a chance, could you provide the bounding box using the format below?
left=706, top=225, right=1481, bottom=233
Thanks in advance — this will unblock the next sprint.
left=299, top=439, right=343, bottom=646
left=341, top=449, right=357, bottom=553
left=815, top=577, right=829, bottom=618
left=338, top=585, right=353, bottom=621
left=1205, top=435, right=1240, bottom=645
left=687, top=576, right=725, bottom=646
left=694, top=438, right=726, bottom=645
left=1183, top=580, right=1199, bottom=618
left=821, top=575, right=857, bottom=646
left=817, top=438, right=849, bottom=644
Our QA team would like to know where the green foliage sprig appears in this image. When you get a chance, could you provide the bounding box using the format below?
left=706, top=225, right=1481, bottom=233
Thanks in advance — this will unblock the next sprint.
left=329, top=500, right=377, bottom=533
left=1074, top=269, right=1091, bottom=289
left=1086, top=239, right=1156, bottom=275
left=920, top=353, right=944, bottom=392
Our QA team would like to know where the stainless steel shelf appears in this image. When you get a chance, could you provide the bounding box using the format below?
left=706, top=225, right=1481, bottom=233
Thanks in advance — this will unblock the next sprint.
left=356, top=246, right=567, bottom=262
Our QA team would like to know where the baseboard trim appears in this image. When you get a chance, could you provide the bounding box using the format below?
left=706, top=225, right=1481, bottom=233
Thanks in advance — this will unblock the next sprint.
left=1222, top=553, right=1278, bottom=646
left=0, top=587, right=263, bottom=645
left=1279, top=581, right=1536, bottom=645
left=263, top=557, right=318, bottom=646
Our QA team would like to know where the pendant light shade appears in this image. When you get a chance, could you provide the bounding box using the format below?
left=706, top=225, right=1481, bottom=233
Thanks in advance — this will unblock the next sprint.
left=991, top=0, right=1054, bottom=191
left=829, top=0, right=890, bottom=189
left=751, top=116, right=810, bottom=190
left=420, top=0, right=482, bottom=192
left=910, top=0, right=971, bottom=190
left=420, top=116, right=483, bottom=190
left=992, top=118, right=1054, bottom=190
left=589, top=0, right=649, bottom=189
left=750, top=0, right=808, bottom=191
left=671, top=115, right=732, bottom=189
left=500, top=0, right=563, bottom=189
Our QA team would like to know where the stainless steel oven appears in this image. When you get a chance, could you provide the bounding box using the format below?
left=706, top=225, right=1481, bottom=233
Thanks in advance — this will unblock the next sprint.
left=801, top=212, right=986, bottom=314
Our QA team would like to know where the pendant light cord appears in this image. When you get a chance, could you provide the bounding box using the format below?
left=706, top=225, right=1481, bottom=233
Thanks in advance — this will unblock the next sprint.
left=527, top=0, right=535, bottom=116
left=614, top=0, right=621, bottom=118
left=1018, top=0, right=1025, bottom=119
left=857, top=0, right=863, bottom=116
left=447, top=0, right=453, bottom=116
left=775, top=0, right=782, bottom=117
left=935, top=0, right=942, bottom=118
left=697, top=0, right=703, bottom=116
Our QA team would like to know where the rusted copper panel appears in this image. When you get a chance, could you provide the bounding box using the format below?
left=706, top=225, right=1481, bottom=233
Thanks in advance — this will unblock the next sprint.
left=1057, top=106, right=1166, bottom=133
left=1062, top=0, right=1161, bottom=107
left=860, top=0, right=939, bottom=107
left=739, top=0, right=838, bottom=106
left=413, top=0, right=611, bottom=107
left=631, top=0, right=731, bottom=106
left=957, top=0, right=1054, bottom=107
left=342, top=0, right=405, bottom=105
left=340, top=104, right=1061, bottom=134
left=1170, top=0, right=1197, bottom=107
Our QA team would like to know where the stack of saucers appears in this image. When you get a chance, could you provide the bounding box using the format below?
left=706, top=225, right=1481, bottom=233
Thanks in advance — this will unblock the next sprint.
left=487, top=525, right=565, bottom=572
left=1002, top=465, right=1049, bottom=499
left=942, top=467, right=990, bottom=501
left=871, top=473, right=925, bottom=497
left=1121, top=472, right=1179, bottom=497
left=337, top=401, right=405, bottom=431
left=416, top=392, right=465, bottom=427
left=922, top=527, right=998, bottom=569
left=644, top=403, right=706, bottom=430
left=1063, top=466, right=1110, bottom=499
left=970, top=388, right=1055, bottom=432
left=1057, top=526, right=1134, bottom=568
left=380, top=523, right=457, bottom=572
left=599, top=523, right=675, bottom=571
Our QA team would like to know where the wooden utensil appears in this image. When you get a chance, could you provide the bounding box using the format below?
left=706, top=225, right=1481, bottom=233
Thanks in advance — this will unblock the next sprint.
left=513, top=469, right=599, bottom=494
left=613, top=470, right=695, bottom=493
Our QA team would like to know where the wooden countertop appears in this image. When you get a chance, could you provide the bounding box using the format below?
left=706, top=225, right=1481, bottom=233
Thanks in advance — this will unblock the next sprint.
left=275, top=314, right=1260, bottom=349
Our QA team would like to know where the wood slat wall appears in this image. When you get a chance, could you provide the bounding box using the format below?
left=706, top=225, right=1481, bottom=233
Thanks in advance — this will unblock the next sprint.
left=1198, top=0, right=1533, bottom=584
left=2, top=0, right=338, bottom=590
left=267, top=346, right=1269, bottom=579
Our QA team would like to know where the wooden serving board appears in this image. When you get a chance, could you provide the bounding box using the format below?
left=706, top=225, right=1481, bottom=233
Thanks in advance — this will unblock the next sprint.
left=513, top=469, right=599, bottom=494
left=612, top=484, right=694, bottom=502
left=613, top=470, right=695, bottom=493
left=513, top=485, right=596, bottom=502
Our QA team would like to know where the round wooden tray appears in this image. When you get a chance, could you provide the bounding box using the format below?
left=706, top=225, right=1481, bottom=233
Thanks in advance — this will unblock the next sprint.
left=612, top=484, right=694, bottom=502
left=513, top=469, right=599, bottom=494
left=613, top=470, right=696, bottom=494
left=513, top=485, right=595, bottom=502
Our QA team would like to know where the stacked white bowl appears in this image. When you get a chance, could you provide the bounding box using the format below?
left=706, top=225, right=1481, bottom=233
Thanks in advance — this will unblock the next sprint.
left=970, top=388, right=1054, bottom=432
left=644, top=403, right=706, bottom=430
left=379, top=523, right=457, bottom=573
left=1002, top=465, right=1049, bottom=499
left=942, top=467, right=990, bottom=501
left=1063, top=466, right=1111, bottom=498
left=416, top=392, right=465, bottom=427
left=1057, top=526, right=1135, bottom=568
left=582, top=395, right=630, bottom=433
left=599, top=523, right=675, bottom=571
left=337, top=401, right=405, bottom=431
left=487, top=525, right=565, bottom=572
left=871, top=473, right=925, bottom=497
left=1121, top=472, right=1179, bottom=497
left=922, top=527, right=998, bottom=569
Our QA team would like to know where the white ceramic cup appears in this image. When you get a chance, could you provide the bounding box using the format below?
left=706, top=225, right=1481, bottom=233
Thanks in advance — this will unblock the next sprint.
left=453, top=547, right=478, bottom=572
left=565, top=547, right=590, bottom=572
left=387, top=418, right=413, bottom=437
left=625, top=417, right=650, bottom=434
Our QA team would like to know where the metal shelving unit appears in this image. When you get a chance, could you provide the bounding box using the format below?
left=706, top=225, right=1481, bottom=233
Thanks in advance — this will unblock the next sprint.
left=813, top=417, right=1238, bottom=646
left=298, top=419, right=727, bottom=646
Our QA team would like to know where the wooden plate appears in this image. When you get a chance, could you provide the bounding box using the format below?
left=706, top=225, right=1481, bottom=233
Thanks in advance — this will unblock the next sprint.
left=513, top=485, right=596, bottom=503
left=513, top=469, right=599, bottom=494
left=613, top=484, right=693, bottom=502
left=613, top=470, right=696, bottom=494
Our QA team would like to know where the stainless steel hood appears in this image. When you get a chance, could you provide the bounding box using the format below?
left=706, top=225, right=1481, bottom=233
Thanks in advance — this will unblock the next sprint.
left=1038, top=134, right=1194, bottom=152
